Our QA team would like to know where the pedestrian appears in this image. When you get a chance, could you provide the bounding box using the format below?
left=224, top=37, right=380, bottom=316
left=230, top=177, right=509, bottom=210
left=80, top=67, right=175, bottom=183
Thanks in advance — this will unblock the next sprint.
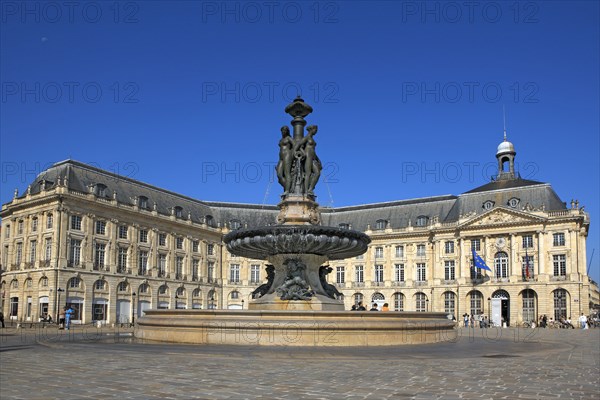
left=369, top=303, right=379, bottom=311
left=350, top=304, right=357, bottom=311
left=542, top=314, right=548, bottom=328
left=0, top=311, right=4, bottom=328
left=58, top=308, right=66, bottom=329
left=381, top=303, right=390, bottom=312
left=357, top=301, right=366, bottom=311
left=470, top=314, right=474, bottom=328
left=578, top=313, right=588, bottom=329
left=463, top=313, right=469, bottom=327
left=65, top=306, right=74, bottom=330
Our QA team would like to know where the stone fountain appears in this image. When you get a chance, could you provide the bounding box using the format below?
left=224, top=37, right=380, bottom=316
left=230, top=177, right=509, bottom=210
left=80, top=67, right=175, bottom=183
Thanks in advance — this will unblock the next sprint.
left=135, top=98, right=455, bottom=346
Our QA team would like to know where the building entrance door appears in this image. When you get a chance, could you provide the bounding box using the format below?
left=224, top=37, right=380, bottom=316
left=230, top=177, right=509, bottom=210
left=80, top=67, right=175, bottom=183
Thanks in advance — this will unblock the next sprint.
left=492, top=290, right=510, bottom=327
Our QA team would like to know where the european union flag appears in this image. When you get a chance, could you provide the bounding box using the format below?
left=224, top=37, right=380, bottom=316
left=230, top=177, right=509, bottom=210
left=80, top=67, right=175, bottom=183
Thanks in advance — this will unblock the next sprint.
left=472, top=249, right=491, bottom=271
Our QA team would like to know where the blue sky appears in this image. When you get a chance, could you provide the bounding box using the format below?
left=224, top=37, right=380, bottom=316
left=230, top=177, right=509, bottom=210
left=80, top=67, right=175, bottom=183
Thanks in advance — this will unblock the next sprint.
left=1, top=1, right=598, bottom=280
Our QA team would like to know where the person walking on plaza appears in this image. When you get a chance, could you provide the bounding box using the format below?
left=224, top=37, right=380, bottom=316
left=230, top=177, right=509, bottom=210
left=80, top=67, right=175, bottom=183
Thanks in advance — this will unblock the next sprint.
left=578, top=313, right=588, bottom=329
left=65, top=306, right=74, bottom=330
left=463, top=313, right=469, bottom=327
left=58, top=308, right=66, bottom=329
left=0, top=311, right=4, bottom=328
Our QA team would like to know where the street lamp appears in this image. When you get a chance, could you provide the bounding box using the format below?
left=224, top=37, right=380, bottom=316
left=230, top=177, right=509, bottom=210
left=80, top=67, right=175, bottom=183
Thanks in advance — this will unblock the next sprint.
left=56, top=288, right=64, bottom=325
left=132, top=292, right=136, bottom=326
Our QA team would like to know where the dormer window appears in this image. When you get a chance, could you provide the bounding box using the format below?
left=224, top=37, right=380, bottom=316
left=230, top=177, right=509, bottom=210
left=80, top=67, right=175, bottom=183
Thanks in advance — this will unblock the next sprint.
left=96, top=184, right=107, bottom=198
left=139, top=196, right=148, bottom=209
left=415, top=216, right=428, bottom=227
left=508, top=197, right=520, bottom=208
left=483, top=201, right=495, bottom=210
left=375, top=219, right=387, bottom=230
left=230, top=220, right=241, bottom=230
left=174, top=206, right=183, bottom=218
left=205, top=215, right=214, bottom=227
left=338, top=223, right=350, bottom=230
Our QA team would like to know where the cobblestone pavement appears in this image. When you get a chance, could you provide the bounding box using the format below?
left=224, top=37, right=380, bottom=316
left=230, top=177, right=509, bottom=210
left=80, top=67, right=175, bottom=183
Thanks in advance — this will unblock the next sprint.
left=0, top=326, right=598, bottom=399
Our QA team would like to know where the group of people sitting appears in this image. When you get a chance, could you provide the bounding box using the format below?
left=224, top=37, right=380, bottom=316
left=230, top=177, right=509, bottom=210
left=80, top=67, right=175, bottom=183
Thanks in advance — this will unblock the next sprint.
left=350, top=302, right=390, bottom=311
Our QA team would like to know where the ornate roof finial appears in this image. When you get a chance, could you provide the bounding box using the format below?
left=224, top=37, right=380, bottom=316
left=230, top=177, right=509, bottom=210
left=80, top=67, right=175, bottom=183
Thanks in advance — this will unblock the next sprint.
left=503, top=105, right=507, bottom=141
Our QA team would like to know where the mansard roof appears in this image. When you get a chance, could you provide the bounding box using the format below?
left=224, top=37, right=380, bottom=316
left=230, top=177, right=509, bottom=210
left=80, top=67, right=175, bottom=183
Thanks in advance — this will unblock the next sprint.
left=11, top=160, right=568, bottom=230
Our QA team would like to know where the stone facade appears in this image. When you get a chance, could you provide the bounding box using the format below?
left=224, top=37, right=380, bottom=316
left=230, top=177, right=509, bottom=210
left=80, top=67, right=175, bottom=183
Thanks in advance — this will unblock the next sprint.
left=0, top=143, right=591, bottom=326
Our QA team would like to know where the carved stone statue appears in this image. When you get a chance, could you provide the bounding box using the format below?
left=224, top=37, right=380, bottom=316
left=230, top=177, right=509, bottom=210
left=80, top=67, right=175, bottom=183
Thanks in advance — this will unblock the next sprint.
left=318, top=265, right=342, bottom=299
left=251, top=265, right=275, bottom=299
left=276, top=127, right=294, bottom=194
left=276, top=259, right=314, bottom=300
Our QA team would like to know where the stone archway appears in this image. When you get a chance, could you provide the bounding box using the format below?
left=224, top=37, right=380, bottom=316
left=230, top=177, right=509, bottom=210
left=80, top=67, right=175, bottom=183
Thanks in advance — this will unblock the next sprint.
left=492, top=289, right=510, bottom=327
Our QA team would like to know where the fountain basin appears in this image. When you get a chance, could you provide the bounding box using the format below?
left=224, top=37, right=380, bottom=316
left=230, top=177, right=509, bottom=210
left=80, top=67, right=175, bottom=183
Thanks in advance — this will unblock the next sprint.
left=135, top=309, right=456, bottom=346
left=224, top=225, right=371, bottom=260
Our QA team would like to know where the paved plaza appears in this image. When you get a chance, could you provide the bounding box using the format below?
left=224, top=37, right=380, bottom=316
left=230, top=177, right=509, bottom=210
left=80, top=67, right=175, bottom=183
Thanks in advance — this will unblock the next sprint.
left=0, top=325, right=598, bottom=399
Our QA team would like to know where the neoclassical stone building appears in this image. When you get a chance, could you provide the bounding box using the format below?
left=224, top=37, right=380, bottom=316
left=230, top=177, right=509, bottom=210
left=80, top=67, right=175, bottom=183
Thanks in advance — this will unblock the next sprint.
left=0, top=137, right=591, bottom=326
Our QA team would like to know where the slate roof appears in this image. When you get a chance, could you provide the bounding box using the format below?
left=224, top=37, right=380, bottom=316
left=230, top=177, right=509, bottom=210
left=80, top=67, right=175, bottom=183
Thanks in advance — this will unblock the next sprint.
left=11, top=160, right=568, bottom=230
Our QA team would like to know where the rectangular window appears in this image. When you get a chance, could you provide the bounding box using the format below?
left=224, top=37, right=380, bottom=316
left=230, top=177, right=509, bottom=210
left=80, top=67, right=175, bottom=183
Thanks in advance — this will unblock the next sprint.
left=416, top=263, right=426, bottom=282
left=192, top=259, right=200, bottom=280
left=495, top=254, right=509, bottom=278
left=444, top=241, right=454, bottom=254
left=251, top=264, right=260, bottom=284
left=176, top=237, right=184, bottom=250
left=118, top=247, right=128, bottom=273
left=5, top=225, right=9, bottom=238
left=44, top=238, right=52, bottom=261
left=159, top=233, right=167, bottom=246
left=522, top=235, right=533, bottom=249
left=208, top=261, right=215, bottom=283
left=139, top=251, right=149, bottom=275
left=553, top=233, right=565, bottom=246
left=374, top=264, right=384, bottom=283
left=192, top=240, right=199, bottom=253
left=94, top=243, right=106, bottom=270
left=32, top=218, right=38, bottom=232
left=10, top=297, right=18, bottom=317
left=46, top=214, right=53, bottom=229
left=139, top=229, right=148, bottom=243
left=230, top=264, right=240, bottom=283
left=394, top=264, right=405, bottom=282
left=395, top=245, right=404, bottom=258
left=29, top=240, right=37, bottom=264
left=15, top=242, right=23, bottom=264
left=95, top=221, right=106, bottom=235
left=374, top=247, right=383, bottom=258
left=207, top=243, right=214, bottom=256
left=336, top=266, right=345, bottom=284
left=444, top=260, right=455, bottom=281
left=470, top=260, right=483, bottom=280
left=416, top=244, right=426, bottom=257
left=18, top=220, right=23, bottom=235
left=71, top=215, right=82, bottom=231
left=355, top=265, right=364, bottom=283
left=118, top=225, right=128, bottom=239
left=175, top=256, right=183, bottom=279
left=470, top=239, right=481, bottom=252
left=553, top=254, right=566, bottom=276
left=522, top=256, right=535, bottom=280
left=69, top=240, right=81, bottom=266
left=158, top=254, right=167, bottom=277
left=444, top=292, right=455, bottom=316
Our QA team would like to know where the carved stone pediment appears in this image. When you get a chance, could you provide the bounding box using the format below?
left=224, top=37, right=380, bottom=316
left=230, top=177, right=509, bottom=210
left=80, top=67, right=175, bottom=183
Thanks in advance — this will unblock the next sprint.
left=461, top=207, right=546, bottom=228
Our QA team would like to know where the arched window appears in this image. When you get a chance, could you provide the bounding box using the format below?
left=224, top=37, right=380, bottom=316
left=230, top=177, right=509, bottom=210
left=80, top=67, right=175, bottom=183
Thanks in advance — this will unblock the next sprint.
left=494, top=252, right=509, bottom=278
left=522, top=289, right=536, bottom=323
left=415, top=292, right=427, bottom=312
left=94, top=280, right=106, bottom=291
left=158, top=285, right=168, bottom=295
left=139, top=283, right=149, bottom=294
left=68, top=277, right=81, bottom=289
left=230, top=291, right=240, bottom=299
left=176, top=287, right=185, bottom=296
left=117, top=282, right=129, bottom=292
left=443, top=291, right=456, bottom=316
left=553, top=289, right=568, bottom=321
left=372, top=293, right=385, bottom=302
left=192, top=288, right=202, bottom=298
left=39, top=276, right=48, bottom=288
left=393, top=292, right=405, bottom=311
left=353, top=293, right=363, bottom=306
left=469, top=291, right=483, bottom=316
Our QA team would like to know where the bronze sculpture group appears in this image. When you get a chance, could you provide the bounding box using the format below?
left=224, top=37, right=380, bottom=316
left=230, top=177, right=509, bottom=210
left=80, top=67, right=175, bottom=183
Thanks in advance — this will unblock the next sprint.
left=276, top=124, right=322, bottom=197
